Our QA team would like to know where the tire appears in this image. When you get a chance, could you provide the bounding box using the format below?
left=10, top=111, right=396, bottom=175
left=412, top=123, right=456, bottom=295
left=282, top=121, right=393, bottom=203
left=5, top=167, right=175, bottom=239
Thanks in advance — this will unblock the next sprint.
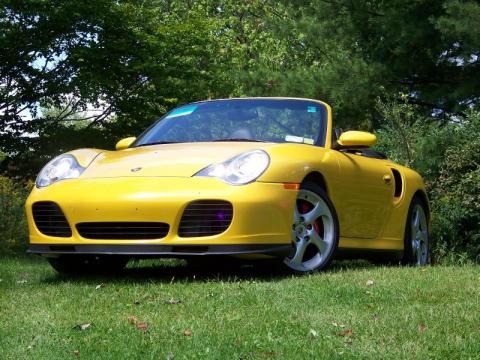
left=402, top=196, right=429, bottom=265
left=47, top=255, right=129, bottom=275
left=283, top=182, right=339, bottom=273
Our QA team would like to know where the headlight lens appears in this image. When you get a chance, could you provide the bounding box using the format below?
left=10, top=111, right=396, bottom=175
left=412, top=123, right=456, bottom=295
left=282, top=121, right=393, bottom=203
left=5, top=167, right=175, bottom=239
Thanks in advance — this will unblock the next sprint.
left=195, top=150, right=270, bottom=185
left=36, top=154, right=85, bottom=188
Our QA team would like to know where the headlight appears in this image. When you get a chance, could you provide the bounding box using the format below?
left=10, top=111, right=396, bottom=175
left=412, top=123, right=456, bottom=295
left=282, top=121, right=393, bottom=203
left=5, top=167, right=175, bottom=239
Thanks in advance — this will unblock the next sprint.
left=195, top=150, right=270, bottom=185
left=36, top=154, right=85, bottom=188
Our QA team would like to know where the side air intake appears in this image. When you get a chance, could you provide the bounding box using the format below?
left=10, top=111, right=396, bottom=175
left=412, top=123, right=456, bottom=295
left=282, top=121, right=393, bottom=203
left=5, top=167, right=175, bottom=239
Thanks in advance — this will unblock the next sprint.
left=178, top=200, right=233, bottom=237
left=32, top=201, right=72, bottom=237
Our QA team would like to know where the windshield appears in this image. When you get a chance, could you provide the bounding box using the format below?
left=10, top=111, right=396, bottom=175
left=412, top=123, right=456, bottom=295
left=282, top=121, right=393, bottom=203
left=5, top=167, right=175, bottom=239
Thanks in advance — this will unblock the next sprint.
left=134, top=98, right=327, bottom=147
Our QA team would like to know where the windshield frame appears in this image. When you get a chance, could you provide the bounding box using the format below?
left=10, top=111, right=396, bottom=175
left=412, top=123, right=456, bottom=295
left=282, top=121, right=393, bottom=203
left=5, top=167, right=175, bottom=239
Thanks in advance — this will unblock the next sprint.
left=131, top=98, right=328, bottom=148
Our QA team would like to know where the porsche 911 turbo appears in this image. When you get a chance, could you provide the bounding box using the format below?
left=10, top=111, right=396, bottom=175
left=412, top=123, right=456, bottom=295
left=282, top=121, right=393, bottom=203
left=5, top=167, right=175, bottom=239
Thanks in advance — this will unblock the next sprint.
left=26, top=97, right=429, bottom=274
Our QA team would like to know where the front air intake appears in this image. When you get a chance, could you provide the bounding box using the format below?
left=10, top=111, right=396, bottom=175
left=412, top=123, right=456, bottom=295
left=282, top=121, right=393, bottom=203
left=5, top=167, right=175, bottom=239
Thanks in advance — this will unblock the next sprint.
left=32, top=201, right=72, bottom=237
left=76, top=222, right=170, bottom=240
left=178, top=200, right=233, bottom=237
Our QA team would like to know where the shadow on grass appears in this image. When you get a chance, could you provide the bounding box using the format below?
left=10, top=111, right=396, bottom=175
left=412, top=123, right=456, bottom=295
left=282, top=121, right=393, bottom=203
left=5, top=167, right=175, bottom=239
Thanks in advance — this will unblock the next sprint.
left=40, top=257, right=381, bottom=285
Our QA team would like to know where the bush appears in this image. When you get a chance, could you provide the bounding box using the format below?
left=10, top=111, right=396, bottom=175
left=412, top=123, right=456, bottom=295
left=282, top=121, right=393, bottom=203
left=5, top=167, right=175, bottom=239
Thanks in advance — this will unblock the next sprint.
left=0, top=176, right=31, bottom=255
left=375, top=100, right=480, bottom=263
left=430, top=114, right=480, bottom=262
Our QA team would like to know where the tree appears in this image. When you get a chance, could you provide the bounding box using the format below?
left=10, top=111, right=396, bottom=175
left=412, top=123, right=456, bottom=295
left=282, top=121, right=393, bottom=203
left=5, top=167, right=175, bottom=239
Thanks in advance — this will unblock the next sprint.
left=1, top=0, right=255, bottom=179
left=256, top=0, right=480, bottom=126
left=0, top=0, right=226, bottom=161
left=3, top=0, right=479, bottom=173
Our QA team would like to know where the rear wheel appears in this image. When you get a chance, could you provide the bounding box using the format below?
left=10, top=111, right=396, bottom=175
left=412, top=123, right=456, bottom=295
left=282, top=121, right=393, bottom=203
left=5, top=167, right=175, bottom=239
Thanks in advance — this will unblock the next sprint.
left=283, top=182, right=339, bottom=273
left=403, top=196, right=429, bottom=265
left=47, top=255, right=129, bottom=275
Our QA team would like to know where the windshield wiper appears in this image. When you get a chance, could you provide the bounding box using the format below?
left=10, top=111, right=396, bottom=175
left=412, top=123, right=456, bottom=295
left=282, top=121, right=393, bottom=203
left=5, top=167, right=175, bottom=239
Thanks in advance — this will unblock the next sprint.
left=135, top=139, right=267, bottom=147
left=212, top=138, right=266, bottom=142
left=134, top=141, right=179, bottom=147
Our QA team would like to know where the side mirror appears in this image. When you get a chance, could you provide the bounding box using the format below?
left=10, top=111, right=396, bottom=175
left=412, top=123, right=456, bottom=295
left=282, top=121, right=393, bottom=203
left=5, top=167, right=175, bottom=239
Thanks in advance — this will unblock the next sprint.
left=115, top=137, right=136, bottom=150
left=336, top=131, right=376, bottom=149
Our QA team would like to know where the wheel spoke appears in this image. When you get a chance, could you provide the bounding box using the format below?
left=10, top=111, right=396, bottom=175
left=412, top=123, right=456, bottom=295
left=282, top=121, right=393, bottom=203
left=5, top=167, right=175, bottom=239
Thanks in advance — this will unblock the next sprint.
left=421, top=229, right=428, bottom=242
left=413, top=209, right=420, bottom=229
left=421, top=239, right=428, bottom=258
left=293, top=206, right=302, bottom=224
left=417, top=230, right=426, bottom=244
left=412, top=238, right=419, bottom=253
left=411, top=213, right=419, bottom=235
left=304, top=203, right=330, bottom=225
left=309, top=231, right=327, bottom=255
left=289, top=238, right=308, bottom=268
left=416, top=241, right=423, bottom=264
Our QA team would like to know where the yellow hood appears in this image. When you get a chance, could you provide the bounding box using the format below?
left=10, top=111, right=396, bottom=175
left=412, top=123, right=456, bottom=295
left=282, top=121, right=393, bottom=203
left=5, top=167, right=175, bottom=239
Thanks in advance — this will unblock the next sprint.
left=79, top=142, right=276, bottom=178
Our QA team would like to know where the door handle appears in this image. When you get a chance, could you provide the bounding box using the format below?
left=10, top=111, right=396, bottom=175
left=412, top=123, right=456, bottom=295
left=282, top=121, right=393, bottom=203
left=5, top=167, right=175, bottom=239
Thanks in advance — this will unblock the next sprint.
left=383, top=174, right=392, bottom=184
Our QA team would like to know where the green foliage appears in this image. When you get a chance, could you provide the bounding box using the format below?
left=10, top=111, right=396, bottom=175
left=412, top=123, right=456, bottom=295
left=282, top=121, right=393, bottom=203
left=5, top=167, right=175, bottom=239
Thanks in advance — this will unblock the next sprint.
left=431, top=113, right=480, bottom=261
left=3, top=0, right=479, bottom=160
left=0, top=176, right=30, bottom=255
left=0, top=0, right=293, bottom=171
left=271, top=0, right=480, bottom=126
left=374, top=98, right=458, bottom=180
left=0, top=0, right=233, bottom=161
left=375, top=99, right=429, bottom=167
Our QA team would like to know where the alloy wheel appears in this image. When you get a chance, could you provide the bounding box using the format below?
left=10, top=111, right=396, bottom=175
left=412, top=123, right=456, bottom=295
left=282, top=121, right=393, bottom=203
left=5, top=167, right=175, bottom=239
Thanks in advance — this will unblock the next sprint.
left=284, top=187, right=337, bottom=272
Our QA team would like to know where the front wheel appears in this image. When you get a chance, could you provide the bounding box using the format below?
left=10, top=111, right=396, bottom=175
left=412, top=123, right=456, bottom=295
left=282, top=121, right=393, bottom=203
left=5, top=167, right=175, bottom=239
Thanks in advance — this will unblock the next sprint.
left=403, top=196, right=429, bottom=265
left=283, top=182, right=339, bottom=273
left=47, top=255, right=129, bottom=275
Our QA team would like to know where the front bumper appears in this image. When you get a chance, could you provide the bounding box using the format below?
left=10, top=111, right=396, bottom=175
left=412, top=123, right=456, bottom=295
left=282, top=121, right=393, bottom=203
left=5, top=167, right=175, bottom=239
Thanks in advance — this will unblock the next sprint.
left=26, top=177, right=297, bottom=252
left=27, top=244, right=292, bottom=257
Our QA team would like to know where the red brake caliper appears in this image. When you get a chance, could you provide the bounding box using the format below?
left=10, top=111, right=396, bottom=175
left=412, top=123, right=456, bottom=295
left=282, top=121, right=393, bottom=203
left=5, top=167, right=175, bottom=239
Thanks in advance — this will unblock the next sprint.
left=298, top=199, right=313, bottom=215
left=314, top=219, right=323, bottom=235
left=298, top=199, right=323, bottom=235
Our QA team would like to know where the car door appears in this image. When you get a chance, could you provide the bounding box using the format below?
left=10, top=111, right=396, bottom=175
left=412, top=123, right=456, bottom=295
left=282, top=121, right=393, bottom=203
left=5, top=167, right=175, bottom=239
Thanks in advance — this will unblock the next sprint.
left=332, top=151, right=394, bottom=239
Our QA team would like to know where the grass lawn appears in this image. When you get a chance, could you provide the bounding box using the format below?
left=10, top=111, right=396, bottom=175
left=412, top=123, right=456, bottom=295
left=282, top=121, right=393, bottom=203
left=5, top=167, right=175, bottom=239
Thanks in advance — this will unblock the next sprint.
left=0, top=256, right=479, bottom=359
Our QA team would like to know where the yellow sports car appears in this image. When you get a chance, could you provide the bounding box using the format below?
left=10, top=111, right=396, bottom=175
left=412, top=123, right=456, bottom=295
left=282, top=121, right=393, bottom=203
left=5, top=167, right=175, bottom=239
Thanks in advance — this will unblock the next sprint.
left=26, top=97, right=429, bottom=274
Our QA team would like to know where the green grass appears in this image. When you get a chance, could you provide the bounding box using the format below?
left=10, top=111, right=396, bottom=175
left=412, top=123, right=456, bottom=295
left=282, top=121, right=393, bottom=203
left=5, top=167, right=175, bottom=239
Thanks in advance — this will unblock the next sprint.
left=0, top=257, right=479, bottom=359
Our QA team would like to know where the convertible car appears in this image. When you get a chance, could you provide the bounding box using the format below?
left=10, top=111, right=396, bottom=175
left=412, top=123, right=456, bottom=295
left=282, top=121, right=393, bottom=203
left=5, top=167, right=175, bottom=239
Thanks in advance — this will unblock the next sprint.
left=26, top=97, right=429, bottom=274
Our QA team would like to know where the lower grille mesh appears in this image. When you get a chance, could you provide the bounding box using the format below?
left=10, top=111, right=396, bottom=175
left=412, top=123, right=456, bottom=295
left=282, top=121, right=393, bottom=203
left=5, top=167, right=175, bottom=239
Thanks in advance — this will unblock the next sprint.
left=76, top=222, right=169, bottom=240
left=179, top=200, right=233, bottom=237
left=32, top=201, right=72, bottom=237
